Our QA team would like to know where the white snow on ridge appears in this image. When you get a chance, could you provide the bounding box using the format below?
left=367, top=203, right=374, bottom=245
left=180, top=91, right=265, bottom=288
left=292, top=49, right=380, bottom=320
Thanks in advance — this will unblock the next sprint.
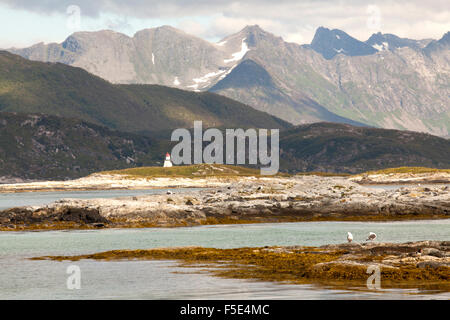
left=336, top=34, right=340, bottom=39
left=372, top=44, right=383, bottom=51
left=334, top=48, right=345, bottom=53
left=185, top=69, right=227, bottom=91
left=193, top=70, right=226, bottom=84
left=224, top=38, right=250, bottom=63
left=187, top=83, right=199, bottom=90
left=152, top=53, right=155, bottom=65
left=216, top=40, right=227, bottom=46
left=173, top=77, right=180, bottom=86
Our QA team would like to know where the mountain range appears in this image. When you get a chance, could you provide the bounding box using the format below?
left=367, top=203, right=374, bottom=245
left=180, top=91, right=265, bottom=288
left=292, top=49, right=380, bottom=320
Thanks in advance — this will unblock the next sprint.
left=8, top=25, right=450, bottom=137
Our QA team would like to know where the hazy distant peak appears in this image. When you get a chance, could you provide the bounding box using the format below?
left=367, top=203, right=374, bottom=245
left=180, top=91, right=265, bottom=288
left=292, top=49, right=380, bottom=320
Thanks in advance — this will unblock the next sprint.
left=311, top=27, right=376, bottom=59
left=438, top=31, right=450, bottom=45
left=424, top=31, right=450, bottom=53
left=365, top=32, right=425, bottom=51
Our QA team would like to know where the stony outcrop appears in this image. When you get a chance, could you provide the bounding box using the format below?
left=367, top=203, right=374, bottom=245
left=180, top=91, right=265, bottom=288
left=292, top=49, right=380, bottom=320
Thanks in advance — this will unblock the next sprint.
left=0, top=206, right=107, bottom=229
left=1, top=176, right=449, bottom=230
left=317, top=240, right=450, bottom=270
left=350, top=171, right=450, bottom=184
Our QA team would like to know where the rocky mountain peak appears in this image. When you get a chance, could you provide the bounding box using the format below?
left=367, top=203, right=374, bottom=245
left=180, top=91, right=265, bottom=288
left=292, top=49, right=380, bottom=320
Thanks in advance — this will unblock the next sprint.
left=365, top=32, right=424, bottom=51
left=210, top=59, right=275, bottom=91
left=151, top=25, right=187, bottom=35
left=438, top=31, right=450, bottom=45
left=61, top=35, right=82, bottom=53
left=222, top=25, right=281, bottom=48
left=241, top=25, right=265, bottom=35
left=424, top=31, right=450, bottom=53
left=311, top=27, right=377, bottom=59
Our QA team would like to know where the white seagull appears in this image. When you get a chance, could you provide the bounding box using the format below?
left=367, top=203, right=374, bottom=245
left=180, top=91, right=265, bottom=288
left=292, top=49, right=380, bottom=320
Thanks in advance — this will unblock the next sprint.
left=347, top=232, right=353, bottom=243
left=366, top=232, right=377, bottom=241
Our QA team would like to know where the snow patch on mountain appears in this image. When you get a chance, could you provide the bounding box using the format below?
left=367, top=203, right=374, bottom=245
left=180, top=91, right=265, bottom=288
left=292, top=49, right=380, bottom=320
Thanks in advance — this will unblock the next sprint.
left=187, top=83, right=199, bottom=90
left=224, top=38, right=250, bottom=63
left=184, top=69, right=228, bottom=90
left=152, top=53, right=155, bottom=65
left=173, top=77, right=180, bottom=86
left=193, top=70, right=226, bottom=84
left=372, top=42, right=389, bottom=51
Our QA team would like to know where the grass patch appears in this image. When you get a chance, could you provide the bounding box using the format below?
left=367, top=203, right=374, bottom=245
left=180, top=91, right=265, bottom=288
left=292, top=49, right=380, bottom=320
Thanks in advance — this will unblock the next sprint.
left=295, top=172, right=350, bottom=177
left=98, top=164, right=288, bottom=178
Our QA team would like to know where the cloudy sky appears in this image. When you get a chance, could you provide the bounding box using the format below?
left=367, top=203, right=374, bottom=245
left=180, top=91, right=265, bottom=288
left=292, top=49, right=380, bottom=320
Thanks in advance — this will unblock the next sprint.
left=1, top=0, right=449, bottom=48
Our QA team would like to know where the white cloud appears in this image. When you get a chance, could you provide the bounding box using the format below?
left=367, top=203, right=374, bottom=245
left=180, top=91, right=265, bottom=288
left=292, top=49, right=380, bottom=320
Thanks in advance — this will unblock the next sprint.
left=0, top=0, right=449, bottom=48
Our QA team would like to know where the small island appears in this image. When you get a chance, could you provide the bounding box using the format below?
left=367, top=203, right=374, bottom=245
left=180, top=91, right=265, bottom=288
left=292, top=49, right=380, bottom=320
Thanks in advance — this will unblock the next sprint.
left=0, top=165, right=449, bottom=231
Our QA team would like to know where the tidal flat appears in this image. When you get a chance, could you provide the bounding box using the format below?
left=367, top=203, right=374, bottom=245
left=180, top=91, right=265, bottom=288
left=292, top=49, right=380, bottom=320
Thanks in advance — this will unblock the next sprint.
left=32, top=241, right=450, bottom=293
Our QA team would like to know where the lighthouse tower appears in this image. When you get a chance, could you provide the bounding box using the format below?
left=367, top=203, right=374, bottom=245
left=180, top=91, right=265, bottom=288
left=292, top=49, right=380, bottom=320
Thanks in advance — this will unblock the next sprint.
left=163, top=152, right=173, bottom=167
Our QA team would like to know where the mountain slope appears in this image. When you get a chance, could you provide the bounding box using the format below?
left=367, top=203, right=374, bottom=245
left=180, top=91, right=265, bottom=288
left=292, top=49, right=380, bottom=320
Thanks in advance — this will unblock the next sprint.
left=279, top=123, right=450, bottom=173
left=0, top=51, right=290, bottom=133
left=424, top=32, right=450, bottom=54
left=212, top=26, right=450, bottom=137
left=0, top=112, right=166, bottom=180
left=210, top=59, right=367, bottom=126
left=2, top=113, right=449, bottom=180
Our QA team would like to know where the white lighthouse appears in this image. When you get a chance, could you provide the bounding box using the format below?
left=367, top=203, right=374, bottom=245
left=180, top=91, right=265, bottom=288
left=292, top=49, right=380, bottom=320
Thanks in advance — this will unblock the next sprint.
left=163, top=152, right=173, bottom=167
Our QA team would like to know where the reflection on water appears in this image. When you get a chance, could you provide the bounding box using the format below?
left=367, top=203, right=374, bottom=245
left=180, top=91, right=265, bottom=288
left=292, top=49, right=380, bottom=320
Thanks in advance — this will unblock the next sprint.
left=0, top=220, right=449, bottom=300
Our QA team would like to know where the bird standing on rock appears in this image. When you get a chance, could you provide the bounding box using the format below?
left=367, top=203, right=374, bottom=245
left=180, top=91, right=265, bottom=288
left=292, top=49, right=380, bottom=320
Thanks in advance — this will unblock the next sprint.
left=347, top=232, right=353, bottom=243
left=366, top=232, right=377, bottom=241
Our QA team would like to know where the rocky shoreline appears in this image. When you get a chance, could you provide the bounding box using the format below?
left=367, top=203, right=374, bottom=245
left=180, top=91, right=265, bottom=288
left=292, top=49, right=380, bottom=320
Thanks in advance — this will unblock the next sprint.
left=33, top=241, right=450, bottom=292
left=1, top=175, right=449, bottom=230
left=0, top=170, right=448, bottom=193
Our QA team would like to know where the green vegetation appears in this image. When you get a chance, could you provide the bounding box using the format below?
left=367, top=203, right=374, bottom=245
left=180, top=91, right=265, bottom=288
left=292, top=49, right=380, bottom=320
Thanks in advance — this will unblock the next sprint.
left=295, top=172, right=350, bottom=177
left=0, top=51, right=289, bottom=134
left=0, top=112, right=166, bottom=180
left=279, top=123, right=450, bottom=174
left=1, top=52, right=449, bottom=179
left=102, top=164, right=265, bottom=178
left=1, top=113, right=449, bottom=180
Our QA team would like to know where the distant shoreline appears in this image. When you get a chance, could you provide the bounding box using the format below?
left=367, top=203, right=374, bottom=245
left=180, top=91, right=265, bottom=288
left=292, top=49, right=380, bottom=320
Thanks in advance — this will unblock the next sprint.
left=1, top=165, right=449, bottom=193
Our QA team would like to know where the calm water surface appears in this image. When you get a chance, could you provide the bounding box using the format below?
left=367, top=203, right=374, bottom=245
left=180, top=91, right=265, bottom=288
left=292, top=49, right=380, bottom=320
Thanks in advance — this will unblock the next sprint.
left=0, top=188, right=193, bottom=210
left=0, top=220, right=449, bottom=300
